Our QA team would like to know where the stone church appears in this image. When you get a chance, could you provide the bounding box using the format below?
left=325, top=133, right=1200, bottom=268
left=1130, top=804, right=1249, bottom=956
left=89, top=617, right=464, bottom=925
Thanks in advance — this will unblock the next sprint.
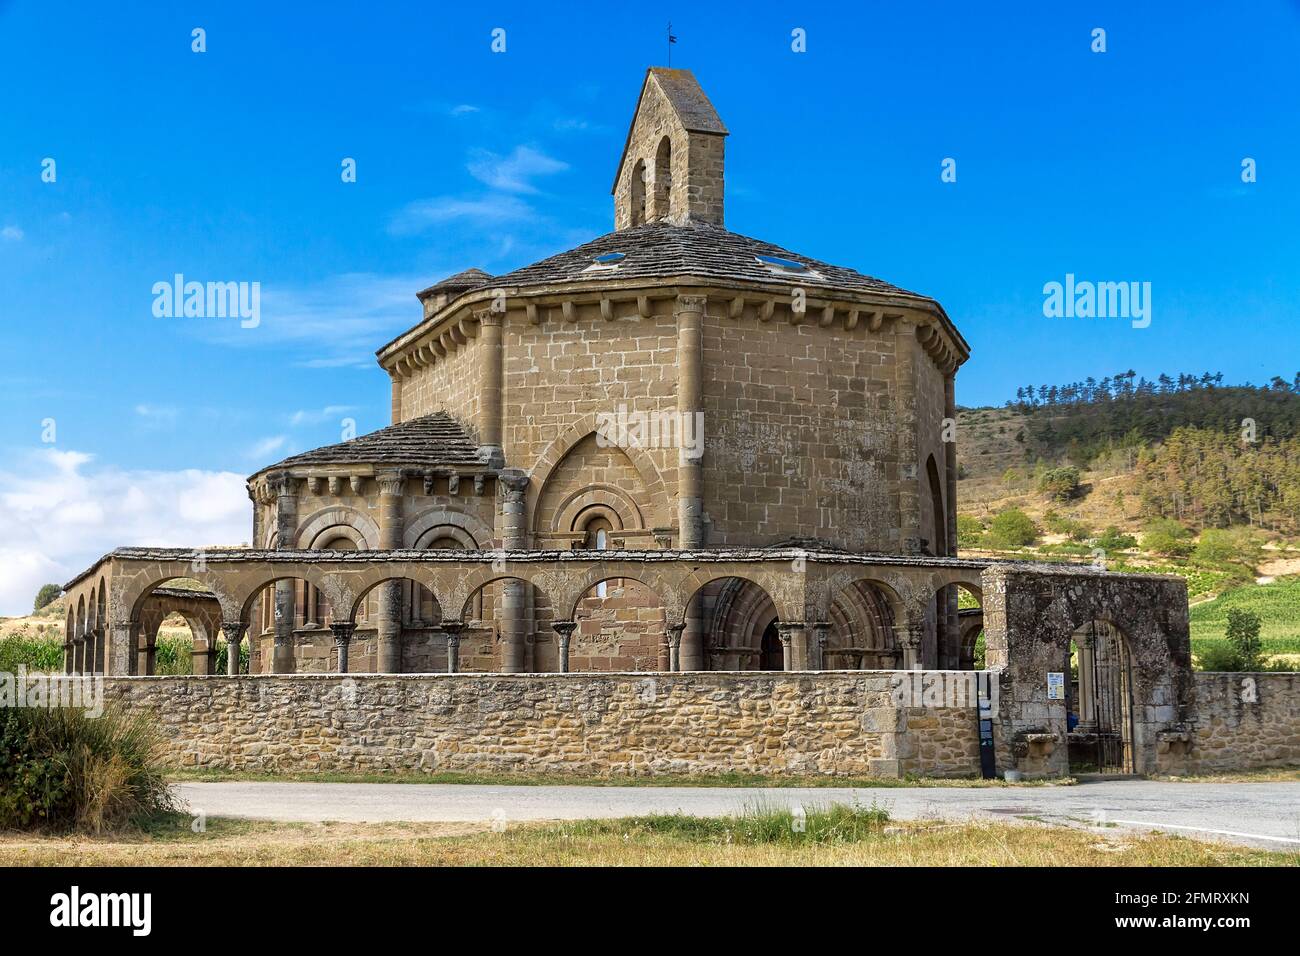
left=63, top=70, right=1299, bottom=781
left=236, top=67, right=969, bottom=676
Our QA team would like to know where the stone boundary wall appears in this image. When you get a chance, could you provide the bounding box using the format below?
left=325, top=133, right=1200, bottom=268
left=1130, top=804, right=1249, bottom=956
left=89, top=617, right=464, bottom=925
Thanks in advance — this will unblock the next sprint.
left=102, top=672, right=983, bottom=778
left=1159, top=672, right=1300, bottom=774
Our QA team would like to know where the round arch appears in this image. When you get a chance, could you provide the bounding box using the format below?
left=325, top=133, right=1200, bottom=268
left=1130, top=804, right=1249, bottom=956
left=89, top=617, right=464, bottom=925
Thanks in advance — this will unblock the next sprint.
left=295, top=505, right=380, bottom=550
left=528, top=414, right=672, bottom=533
left=403, top=507, right=491, bottom=550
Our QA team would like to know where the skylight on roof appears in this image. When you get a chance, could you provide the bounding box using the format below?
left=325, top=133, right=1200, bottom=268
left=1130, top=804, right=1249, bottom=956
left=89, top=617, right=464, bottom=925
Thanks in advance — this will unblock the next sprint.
left=755, top=254, right=807, bottom=272
left=594, top=252, right=626, bottom=264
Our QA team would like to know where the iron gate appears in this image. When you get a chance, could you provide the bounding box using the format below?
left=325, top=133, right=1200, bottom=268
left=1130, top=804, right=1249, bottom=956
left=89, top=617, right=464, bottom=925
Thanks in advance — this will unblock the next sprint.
left=1085, top=621, right=1135, bottom=774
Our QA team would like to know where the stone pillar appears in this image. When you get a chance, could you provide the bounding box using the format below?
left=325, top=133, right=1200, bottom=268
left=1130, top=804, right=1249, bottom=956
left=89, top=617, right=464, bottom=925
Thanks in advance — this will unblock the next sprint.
left=674, top=294, right=706, bottom=548
left=894, top=318, right=921, bottom=554
left=477, top=309, right=505, bottom=467
left=944, top=372, right=958, bottom=555
left=93, top=628, right=106, bottom=675
left=376, top=471, right=406, bottom=674
left=108, top=621, right=136, bottom=675
left=498, top=469, right=531, bottom=673
left=1075, top=630, right=1096, bottom=731
left=389, top=368, right=402, bottom=424
left=552, top=621, right=577, bottom=673
left=666, top=624, right=685, bottom=672
left=144, top=639, right=156, bottom=676
left=442, top=622, right=465, bottom=674
left=777, top=623, right=806, bottom=671
left=899, top=623, right=925, bottom=671
left=679, top=599, right=705, bottom=671
left=64, top=638, right=73, bottom=674
left=72, top=636, right=84, bottom=674
left=810, top=622, right=830, bottom=671
left=271, top=473, right=299, bottom=674
left=221, top=622, right=246, bottom=676
left=330, top=621, right=355, bottom=674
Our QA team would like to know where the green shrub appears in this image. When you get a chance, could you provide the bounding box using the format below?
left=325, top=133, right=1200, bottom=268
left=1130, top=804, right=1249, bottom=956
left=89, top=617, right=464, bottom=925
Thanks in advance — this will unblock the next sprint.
left=956, top=514, right=985, bottom=549
left=1142, top=518, right=1193, bottom=557
left=33, top=584, right=62, bottom=612
left=1044, top=510, right=1091, bottom=541
left=1038, top=466, right=1082, bottom=501
left=0, top=631, right=65, bottom=674
left=1093, top=526, right=1138, bottom=552
left=985, top=509, right=1038, bottom=548
left=1225, top=608, right=1264, bottom=671
left=0, top=705, right=175, bottom=833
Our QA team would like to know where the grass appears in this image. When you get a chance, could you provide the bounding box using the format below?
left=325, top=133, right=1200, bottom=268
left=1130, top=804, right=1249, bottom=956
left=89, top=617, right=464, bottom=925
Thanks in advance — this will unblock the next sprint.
left=1190, top=577, right=1300, bottom=666
left=166, top=767, right=1071, bottom=788
left=1150, top=766, right=1300, bottom=784
left=1, top=812, right=1291, bottom=866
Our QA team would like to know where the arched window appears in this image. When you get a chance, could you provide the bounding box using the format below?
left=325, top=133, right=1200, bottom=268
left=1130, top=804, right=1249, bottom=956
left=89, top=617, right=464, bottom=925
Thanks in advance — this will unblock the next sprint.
left=652, top=137, right=672, bottom=220
left=583, top=516, right=613, bottom=597
left=630, top=159, right=647, bottom=226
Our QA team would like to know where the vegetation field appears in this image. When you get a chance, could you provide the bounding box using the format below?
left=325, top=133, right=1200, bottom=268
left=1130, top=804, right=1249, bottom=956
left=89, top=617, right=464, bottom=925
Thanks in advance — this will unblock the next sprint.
left=1190, top=578, right=1300, bottom=661
left=1, top=811, right=1292, bottom=867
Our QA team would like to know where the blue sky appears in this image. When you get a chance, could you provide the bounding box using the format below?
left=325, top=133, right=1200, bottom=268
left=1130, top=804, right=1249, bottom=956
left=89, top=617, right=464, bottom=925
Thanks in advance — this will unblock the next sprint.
left=1, top=1, right=1298, bottom=610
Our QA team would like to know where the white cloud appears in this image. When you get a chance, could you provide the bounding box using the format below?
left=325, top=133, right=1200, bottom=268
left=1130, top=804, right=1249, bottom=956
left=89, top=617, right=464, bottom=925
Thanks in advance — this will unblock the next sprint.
left=450, top=104, right=480, bottom=116
left=288, top=405, right=356, bottom=427
left=467, top=145, right=568, bottom=193
left=245, top=435, right=287, bottom=460
left=388, top=194, right=533, bottom=234
left=0, top=448, right=249, bottom=616
left=183, top=271, right=433, bottom=367
left=1, top=225, right=24, bottom=241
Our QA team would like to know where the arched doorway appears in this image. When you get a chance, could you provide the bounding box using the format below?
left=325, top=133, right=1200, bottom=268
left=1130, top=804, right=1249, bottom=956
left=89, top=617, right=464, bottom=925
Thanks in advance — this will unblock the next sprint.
left=1067, top=620, right=1136, bottom=775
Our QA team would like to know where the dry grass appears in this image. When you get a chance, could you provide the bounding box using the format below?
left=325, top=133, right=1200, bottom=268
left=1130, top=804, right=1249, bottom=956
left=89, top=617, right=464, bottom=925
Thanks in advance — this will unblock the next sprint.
left=1151, top=767, right=1300, bottom=784
left=1, top=815, right=1292, bottom=867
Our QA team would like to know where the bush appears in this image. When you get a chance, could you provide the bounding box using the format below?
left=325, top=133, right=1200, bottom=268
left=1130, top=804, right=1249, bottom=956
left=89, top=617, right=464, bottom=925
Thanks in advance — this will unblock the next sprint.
left=1225, top=608, right=1264, bottom=671
left=1193, top=527, right=1262, bottom=569
left=1142, top=518, right=1193, bottom=557
left=1038, top=466, right=1082, bottom=501
left=1044, top=510, right=1091, bottom=541
left=1093, top=526, right=1138, bottom=552
left=985, top=509, right=1038, bottom=549
left=33, top=584, right=62, bottom=612
left=0, top=705, right=175, bottom=833
left=956, top=514, right=985, bottom=549
left=0, top=631, right=65, bottom=674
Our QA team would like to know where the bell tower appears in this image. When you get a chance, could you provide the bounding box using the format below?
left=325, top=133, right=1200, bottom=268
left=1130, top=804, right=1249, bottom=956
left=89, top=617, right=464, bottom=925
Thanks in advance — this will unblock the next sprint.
left=612, top=68, right=728, bottom=229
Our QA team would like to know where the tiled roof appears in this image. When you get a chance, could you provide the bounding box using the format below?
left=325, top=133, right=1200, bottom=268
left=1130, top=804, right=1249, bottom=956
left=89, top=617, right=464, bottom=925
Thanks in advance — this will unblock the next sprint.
left=649, top=68, right=728, bottom=135
left=258, top=413, right=483, bottom=473
left=418, top=268, right=493, bottom=299
left=490, top=221, right=919, bottom=297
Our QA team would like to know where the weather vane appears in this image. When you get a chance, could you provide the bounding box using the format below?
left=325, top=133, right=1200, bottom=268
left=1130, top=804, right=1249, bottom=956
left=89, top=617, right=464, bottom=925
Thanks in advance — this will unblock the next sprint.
left=667, top=22, right=677, bottom=66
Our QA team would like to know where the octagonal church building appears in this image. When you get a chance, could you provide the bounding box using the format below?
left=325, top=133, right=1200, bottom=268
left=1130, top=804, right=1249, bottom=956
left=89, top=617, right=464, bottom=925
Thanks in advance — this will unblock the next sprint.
left=62, top=70, right=1295, bottom=783
left=230, top=68, right=968, bottom=676
left=59, top=68, right=978, bottom=684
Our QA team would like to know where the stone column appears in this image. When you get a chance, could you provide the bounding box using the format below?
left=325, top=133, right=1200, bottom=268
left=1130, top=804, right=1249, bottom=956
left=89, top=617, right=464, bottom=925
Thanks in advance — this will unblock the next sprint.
left=810, top=622, right=830, bottom=671
left=72, top=636, right=84, bottom=674
left=477, top=309, right=505, bottom=468
left=674, top=294, right=706, bottom=548
left=271, top=473, right=299, bottom=674
left=898, top=623, right=925, bottom=671
left=221, top=622, right=246, bottom=676
left=894, top=318, right=921, bottom=554
left=442, top=622, right=465, bottom=674
left=376, top=471, right=406, bottom=674
left=665, top=624, right=685, bottom=672
left=498, top=469, right=531, bottom=673
left=64, top=637, right=73, bottom=674
left=679, top=599, right=705, bottom=671
left=777, top=623, right=806, bottom=671
left=943, top=371, right=958, bottom=555
left=108, top=621, right=136, bottom=675
left=1075, top=630, right=1096, bottom=731
left=330, top=621, right=355, bottom=674
left=551, top=621, right=577, bottom=673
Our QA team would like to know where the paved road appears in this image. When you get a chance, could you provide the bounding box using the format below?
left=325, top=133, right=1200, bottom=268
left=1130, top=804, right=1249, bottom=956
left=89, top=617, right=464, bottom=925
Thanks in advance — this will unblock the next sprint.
left=173, top=780, right=1300, bottom=849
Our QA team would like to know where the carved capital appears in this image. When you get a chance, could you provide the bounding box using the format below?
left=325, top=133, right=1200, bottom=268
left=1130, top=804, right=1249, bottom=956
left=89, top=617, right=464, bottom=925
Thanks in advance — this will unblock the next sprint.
left=551, top=620, right=578, bottom=638
left=329, top=621, right=356, bottom=647
left=221, top=622, right=247, bottom=641
left=498, top=468, right=529, bottom=504
left=675, top=294, right=707, bottom=315
left=376, top=471, right=405, bottom=497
